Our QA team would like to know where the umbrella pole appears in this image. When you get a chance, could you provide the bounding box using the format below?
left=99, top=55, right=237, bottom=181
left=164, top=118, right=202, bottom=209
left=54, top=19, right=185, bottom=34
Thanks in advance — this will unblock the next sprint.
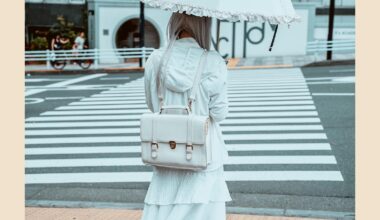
left=216, top=19, right=221, bottom=51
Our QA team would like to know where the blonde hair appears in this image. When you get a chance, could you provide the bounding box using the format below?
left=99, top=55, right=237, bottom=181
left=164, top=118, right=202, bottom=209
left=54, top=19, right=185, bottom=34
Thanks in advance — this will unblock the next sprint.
left=167, top=13, right=212, bottom=50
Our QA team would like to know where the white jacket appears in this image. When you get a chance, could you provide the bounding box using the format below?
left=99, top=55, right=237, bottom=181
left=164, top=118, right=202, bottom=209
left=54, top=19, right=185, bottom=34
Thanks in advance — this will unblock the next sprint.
left=144, top=37, right=229, bottom=171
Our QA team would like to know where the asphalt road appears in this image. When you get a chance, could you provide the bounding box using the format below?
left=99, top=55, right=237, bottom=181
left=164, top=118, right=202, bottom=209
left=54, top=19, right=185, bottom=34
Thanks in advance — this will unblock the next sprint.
left=25, top=65, right=355, bottom=217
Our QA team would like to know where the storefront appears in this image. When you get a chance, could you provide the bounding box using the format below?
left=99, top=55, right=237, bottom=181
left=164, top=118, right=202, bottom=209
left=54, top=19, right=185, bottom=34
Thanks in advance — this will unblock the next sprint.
left=88, top=0, right=319, bottom=63
left=25, top=2, right=86, bottom=50
left=25, top=0, right=355, bottom=62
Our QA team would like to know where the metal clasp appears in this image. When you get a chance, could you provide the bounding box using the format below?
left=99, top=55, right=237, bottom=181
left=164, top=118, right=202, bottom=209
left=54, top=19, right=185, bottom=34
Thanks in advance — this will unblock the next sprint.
left=151, top=143, right=158, bottom=159
left=169, top=141, right=176, bottom=149
left=186, top=144, right=193, bottom=161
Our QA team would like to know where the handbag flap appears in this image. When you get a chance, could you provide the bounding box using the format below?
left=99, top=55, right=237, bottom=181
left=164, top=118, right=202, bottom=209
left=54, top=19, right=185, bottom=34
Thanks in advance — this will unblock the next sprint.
left=140, top=113, right=209, bottom=145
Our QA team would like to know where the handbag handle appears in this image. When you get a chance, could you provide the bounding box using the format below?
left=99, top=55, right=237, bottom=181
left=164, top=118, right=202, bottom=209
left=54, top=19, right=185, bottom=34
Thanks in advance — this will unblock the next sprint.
left=156, top=38, right=208, bottom=112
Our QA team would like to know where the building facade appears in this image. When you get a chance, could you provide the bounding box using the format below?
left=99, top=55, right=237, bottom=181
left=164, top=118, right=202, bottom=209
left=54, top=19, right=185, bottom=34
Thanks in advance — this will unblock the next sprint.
left=26, top=0, right=355, bottom=62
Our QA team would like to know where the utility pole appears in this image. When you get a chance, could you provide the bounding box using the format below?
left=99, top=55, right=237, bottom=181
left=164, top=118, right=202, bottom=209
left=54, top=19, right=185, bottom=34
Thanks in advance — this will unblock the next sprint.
left=216, top=19, right=221, bottom=51
left=327, top=0, right=335, bottom=60
left=139, top=2, right=145, bottom=67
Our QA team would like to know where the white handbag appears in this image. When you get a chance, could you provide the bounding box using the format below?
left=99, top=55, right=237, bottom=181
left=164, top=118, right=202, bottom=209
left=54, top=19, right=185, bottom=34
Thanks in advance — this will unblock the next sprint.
left=140, top=41, right=211, bottom=171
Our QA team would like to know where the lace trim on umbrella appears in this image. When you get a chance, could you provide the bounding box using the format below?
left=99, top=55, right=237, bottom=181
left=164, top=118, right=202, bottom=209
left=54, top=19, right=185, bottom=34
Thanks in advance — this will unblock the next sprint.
left=141, top=0, right=301, bottom=24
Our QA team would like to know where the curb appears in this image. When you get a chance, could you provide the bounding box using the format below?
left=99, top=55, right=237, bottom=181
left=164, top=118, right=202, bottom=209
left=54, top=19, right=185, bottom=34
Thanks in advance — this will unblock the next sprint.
left=302, top=59, right=355, bottom=67
left=26, top=200, right=355, bottom=219
left=25, top=67, right=144, bottom=75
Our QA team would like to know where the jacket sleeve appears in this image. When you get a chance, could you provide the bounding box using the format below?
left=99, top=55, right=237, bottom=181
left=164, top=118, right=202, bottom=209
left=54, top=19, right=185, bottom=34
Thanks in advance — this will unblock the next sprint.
left=207, top=58, right=229, bottom=123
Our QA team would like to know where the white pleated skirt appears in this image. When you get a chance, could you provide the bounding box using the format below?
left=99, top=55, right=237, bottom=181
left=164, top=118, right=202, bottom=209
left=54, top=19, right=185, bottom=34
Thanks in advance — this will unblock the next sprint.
left=141, top=165, right=231, bottom=220
left=142, top=202, right=226, bottom=220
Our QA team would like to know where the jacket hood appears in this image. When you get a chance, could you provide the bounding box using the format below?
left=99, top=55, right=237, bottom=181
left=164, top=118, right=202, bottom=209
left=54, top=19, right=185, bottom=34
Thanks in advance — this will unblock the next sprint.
left=161, top=38, right=205, bottom=93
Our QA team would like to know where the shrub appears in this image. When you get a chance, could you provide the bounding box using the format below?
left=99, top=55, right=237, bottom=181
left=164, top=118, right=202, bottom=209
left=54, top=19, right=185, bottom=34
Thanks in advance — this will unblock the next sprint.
left=30, top=37, right=48, bottom=50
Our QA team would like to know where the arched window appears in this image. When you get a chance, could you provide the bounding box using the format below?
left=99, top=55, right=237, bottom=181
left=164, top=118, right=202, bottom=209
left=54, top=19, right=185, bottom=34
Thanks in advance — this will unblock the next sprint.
left=115, top=18, right=160, bottom=49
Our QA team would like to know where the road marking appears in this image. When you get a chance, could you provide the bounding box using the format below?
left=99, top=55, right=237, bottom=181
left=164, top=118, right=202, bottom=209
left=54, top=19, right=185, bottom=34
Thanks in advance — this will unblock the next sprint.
left=329, top=69, right=355, bottom=73
left=101, top=90, right=143, bottom=94
left=25, top=113, right=319, bottom=123
left=25, top=121, right=142, bottom=127
left=26, top=116, right=141, bottom=122
left=113, top=86, right=144, bottom=90
left=307, top=81, right=354, bottom=85
left=25, top=79, right=66, bottom=83
left=92, top=94, right=145, bottom=98
left=228, top=89, right=309, bottom=93
left=24, top=68, right=344, bottom=184
left=228, top=87, right=309, bottom=92
left=306, top=76, right=354, bottom=81
left=25, top=133, right=327, bottom=144
left=80, top=96, right=313, bottom=102
left=25, top=74, right=107, bottom=97
left=25, top=87, right=114, bottom=91
left=25, top=89, right=47, bottom=97
left=223, top=117, right=321, bottom=124
left=228, top=80, right=306, bottom=85
left=56, top=104, right=315, bottom=111
left=25, top=156, right=337, bottom=168
left=227, top=86, right=309, bottom=90
left=68, top=100, right=313, bottom=106
left=71, top=97, right=146, bottom=104
left=228, top=93, right=311, bottom=97
left=25, top=125, right=324, bottom=136
left=226, top=143, right=331, bottom=151
left=221, top=125, right=323, bottom=132
left=229, top=106, right=316, bottom=111
left=25, top=84, right=119, bottom=89
left=331, top=76, right=355, bottom=82
left=41, top=109, right=150, bottom=115
left=229, top=82, right=307, bottom=86
left=48, top=105, right=315, bottom=115
left=25, top=171, right=344, bottom=184
left=229, top=97, right=311, bottom=102
left=25, top=146, right=141, bottom=155
left=90, top=93, right=312, bottom=98
left=100, top=77, right=130, bottom=80
left=25, top=98, right=44, bottom=104
left=49, top=74, right=108, bottom=87
left=228, top=76, right=304, bottom=80
left=69, top=100, right=147, bottom=107
left=312, top=93, right=355, bottom=96
left=25, top=143, right=331, bottom=155
left=45, top=97, right=85, bottom=100
left=56, top=105, right=147, bottom=110
left=229, top=101, right=314, bottom=106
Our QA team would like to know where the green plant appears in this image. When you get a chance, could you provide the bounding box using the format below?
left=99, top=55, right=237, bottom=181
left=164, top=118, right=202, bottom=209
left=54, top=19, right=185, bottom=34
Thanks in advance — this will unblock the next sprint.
left=49, top=15, right=77, bottom=49
left=30, top=37, right=48, bottom=50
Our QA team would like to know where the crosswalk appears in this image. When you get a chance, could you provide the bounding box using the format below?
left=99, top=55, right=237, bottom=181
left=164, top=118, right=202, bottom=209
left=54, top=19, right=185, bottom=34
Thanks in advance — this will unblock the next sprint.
left=25, top=68, right=344, bottom=184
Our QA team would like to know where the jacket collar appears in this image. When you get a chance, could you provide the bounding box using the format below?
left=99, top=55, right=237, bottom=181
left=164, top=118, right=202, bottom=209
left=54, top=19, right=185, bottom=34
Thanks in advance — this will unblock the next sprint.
left=175, top=37, right=201, bottom=48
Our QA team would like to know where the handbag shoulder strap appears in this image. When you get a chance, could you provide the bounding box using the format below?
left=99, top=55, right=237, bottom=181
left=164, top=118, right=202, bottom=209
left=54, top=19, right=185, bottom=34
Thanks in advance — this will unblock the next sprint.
left=187, top=50, right=207, bottom=112
left=156, top=40, right=207, bottom=112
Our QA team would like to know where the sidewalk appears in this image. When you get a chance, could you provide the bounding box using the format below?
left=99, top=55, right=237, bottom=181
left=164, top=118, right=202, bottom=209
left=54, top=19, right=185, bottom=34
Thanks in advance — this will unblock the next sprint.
left=231, top=53, right=355, bottom=69
left=25, top=53, right=355, bottom=73
left=25, top=207, right=330, bottom=220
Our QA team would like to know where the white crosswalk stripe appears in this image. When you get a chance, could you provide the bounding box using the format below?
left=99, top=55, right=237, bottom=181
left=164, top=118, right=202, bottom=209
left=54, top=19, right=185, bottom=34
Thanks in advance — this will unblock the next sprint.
left=25, top=68, right=344, bottom=184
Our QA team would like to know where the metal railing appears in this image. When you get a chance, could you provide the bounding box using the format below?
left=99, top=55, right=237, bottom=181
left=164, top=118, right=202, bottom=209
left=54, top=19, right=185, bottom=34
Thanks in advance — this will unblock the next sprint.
left=25, top=47, right=155, bottom=69
left=306, top=39, right=355, bottom=60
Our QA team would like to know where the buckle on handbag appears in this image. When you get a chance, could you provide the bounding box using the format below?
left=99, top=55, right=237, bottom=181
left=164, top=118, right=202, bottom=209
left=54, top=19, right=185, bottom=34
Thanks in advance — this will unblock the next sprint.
left=169, top=141, right=176, bottom=149
left=186, top=144, right=193, bottom=161
left=151, top=143, right=158, bottom=159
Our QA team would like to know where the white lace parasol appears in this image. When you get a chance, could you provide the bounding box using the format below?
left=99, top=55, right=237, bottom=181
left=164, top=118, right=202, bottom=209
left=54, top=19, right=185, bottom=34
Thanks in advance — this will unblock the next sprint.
left=140, top=0, right=300, bottom=24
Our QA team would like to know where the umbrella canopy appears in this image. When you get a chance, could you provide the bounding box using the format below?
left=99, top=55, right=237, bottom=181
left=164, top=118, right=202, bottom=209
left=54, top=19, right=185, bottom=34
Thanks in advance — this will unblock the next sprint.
left=140, top=0, right=300, bottom=24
